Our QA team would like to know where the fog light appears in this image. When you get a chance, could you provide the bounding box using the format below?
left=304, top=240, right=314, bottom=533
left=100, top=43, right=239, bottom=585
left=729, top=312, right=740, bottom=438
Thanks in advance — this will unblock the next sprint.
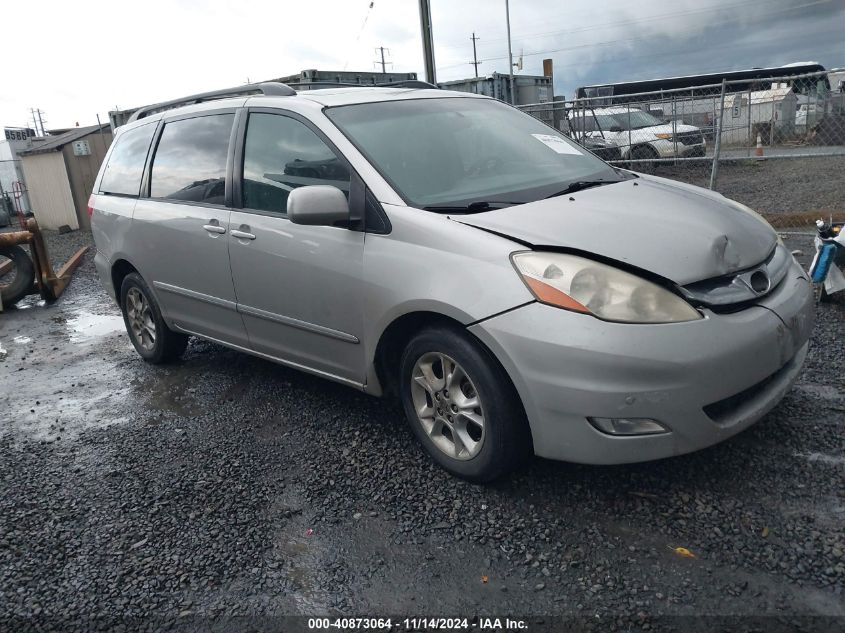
left=588, top=417, right=669, bottom=436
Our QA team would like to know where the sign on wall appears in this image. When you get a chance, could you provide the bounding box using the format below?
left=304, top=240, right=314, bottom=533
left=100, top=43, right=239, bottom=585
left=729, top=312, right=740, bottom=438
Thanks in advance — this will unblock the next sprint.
left=4, top=128, right=35, bottom=141
left=72, top=140, right=91, bottom=156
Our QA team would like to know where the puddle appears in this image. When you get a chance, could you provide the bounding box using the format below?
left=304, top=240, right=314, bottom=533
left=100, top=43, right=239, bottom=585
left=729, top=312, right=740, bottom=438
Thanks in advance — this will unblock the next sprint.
left=11, top=296, right=47, bottom=310
left=66, top=310, right=125, bottom=342
left=794, top=384, right=845, bottom=400
left=12, top=335, right=31, bottom=344
left=4, top=384, right=132, bottom=442
left=798, top=452, right=845, bottom=466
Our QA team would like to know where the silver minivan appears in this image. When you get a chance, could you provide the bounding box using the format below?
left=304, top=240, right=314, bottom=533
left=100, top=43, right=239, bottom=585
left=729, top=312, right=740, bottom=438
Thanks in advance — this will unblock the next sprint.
left=90, top=82, right=814, bottom=481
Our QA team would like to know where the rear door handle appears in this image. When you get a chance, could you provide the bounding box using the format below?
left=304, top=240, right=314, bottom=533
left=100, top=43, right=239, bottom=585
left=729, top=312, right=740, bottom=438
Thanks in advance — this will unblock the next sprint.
left=231, top=229, right=256, bottom=240
left=203, top=224, right=226, bottom=234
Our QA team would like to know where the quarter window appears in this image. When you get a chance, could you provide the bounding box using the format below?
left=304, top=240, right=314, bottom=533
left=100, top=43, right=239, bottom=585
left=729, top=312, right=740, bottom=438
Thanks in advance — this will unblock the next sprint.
left=99, top=122, right=156, bottom=196
left=150, top=114, right=234, bottom=204
left=242, top=113, right=350, bottom=214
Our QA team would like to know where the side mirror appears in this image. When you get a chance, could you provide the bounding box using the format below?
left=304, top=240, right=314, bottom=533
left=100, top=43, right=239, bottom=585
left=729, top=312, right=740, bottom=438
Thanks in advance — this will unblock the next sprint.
left=287, top=185, right=349, bottom=226
left=609, top=125, right=623, bottom=133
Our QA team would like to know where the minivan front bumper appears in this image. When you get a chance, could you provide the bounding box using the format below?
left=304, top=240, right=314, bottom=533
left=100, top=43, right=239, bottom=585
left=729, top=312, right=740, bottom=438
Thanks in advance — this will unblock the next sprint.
left=468, top=259, right=814, bottom=464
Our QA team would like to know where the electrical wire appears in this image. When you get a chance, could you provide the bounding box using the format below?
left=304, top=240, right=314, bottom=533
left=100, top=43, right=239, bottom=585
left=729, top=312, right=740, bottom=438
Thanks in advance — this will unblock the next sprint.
left=343, top=1, right=376, bottom=71
left=436, top=0, right=833, bottom=71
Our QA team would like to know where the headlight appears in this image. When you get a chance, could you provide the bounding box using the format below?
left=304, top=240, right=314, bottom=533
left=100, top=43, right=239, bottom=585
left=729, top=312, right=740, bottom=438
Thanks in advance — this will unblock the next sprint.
left=512, top=252, right=702, bottom=323
left=654, top=133, right=673, bottom=140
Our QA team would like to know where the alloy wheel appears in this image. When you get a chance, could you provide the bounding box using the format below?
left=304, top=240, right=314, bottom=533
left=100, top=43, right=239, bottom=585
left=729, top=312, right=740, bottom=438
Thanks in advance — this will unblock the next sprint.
left=410, top=352, right=485, bottom=460
left=125, top=287, right=157, bottom=351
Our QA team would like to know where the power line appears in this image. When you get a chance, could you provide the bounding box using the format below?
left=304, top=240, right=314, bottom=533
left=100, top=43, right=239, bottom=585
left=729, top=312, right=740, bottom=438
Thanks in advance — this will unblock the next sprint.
left=343, top=1, right=376, bottom=71
left=479, top=0, right=779, bottom=45
left=436, top=0, right=832, bottom=72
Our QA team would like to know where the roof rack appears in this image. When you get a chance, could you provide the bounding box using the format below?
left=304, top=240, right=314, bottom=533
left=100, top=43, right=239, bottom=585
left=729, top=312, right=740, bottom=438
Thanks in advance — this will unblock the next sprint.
left=293, top=80, right=439, bottom=91
left=127, top=82, right=296, bottom=123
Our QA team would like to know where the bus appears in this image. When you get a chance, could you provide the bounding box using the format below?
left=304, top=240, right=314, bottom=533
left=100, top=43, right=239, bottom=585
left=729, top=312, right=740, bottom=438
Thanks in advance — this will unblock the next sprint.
left=575, top=62, right=830, bottom=104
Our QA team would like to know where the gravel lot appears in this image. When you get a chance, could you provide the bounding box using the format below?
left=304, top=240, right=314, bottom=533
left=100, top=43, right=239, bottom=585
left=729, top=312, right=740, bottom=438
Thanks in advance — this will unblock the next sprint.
left=1, top=227, right=844, bottom=631
left=635, top=155, right=845, bottom=219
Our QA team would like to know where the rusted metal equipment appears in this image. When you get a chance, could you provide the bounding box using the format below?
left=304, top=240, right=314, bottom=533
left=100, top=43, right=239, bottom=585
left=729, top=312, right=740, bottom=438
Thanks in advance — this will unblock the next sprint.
left=0, top=218, right=88, bottom=306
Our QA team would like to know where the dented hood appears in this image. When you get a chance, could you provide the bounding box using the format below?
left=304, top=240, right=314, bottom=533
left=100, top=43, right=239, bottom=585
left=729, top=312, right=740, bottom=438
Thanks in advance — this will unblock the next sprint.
left=457, top=175, right=777, bottom=285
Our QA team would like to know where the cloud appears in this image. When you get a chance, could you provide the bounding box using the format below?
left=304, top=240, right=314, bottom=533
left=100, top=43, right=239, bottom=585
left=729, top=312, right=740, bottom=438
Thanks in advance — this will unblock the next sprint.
left=0, top=0, right=842, bottom=128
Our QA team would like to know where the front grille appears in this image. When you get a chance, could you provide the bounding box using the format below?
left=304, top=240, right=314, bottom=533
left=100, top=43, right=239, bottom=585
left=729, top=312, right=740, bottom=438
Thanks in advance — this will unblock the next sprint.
left=677, top=131, right=703, bottom=145
left=681, top=244, right=791, bottom=308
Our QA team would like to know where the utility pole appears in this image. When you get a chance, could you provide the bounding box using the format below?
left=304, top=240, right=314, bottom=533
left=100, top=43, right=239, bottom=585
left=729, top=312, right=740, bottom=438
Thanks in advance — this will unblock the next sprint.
left=505, top=0, right=515, bottom=105
left=470, top=32, right=481, bottom=78
left=30, top=108, right=46, bottom=136
left=418, top=0, right=436, bottom=84
left=374, top=47, right=391, bottom=73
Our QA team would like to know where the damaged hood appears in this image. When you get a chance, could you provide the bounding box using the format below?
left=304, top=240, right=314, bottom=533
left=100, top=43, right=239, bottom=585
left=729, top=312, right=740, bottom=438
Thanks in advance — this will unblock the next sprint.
left=456, top=175, right=777, bottom=285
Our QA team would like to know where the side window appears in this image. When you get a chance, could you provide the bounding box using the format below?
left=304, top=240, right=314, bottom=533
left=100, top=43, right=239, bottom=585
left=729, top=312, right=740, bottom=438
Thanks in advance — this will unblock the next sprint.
left=242, top=113, right=351, bottom=215
left=596, top=115, right=618, bottom=131
left=150, top=113, right=234, bottom=204
left=99, top=122, right=156, bottom=196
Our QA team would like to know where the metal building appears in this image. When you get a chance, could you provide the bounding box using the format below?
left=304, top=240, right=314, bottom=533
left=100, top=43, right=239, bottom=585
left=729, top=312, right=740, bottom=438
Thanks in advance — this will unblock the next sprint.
left=19, top=124, right=112, bottom=231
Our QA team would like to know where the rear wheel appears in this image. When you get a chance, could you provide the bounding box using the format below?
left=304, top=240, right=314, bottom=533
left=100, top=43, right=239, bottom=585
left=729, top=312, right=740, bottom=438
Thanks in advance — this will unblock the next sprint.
left=0, top=245, right=35, bottom=307
left=399, top=325, right=531, bottom=482
left=120, top=272, right=188, bottom=363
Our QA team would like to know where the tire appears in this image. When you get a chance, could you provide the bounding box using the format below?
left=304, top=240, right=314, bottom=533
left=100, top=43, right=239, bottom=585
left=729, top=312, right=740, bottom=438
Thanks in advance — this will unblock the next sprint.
left=399, top=325, right=532, bottom=482
left=629, top=144, right=659, bottom=170
left=120, top=272, right=188, bottom=364
left=0, top=245, right=35, bottom=307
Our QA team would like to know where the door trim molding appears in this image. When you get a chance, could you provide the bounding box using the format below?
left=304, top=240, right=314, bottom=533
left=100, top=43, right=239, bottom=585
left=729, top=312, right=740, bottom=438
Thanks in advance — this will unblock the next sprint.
left=153, top=281, right=237, bottom=311
left=152, top=281, right=359, bottom=344
left=171, top=323, right=365, bottom=390
left=237, top=303, right=360, bottom=344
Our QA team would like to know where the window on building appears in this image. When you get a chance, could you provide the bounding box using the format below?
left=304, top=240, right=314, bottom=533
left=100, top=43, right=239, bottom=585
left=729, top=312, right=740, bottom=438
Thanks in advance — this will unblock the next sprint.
left=99, top=122, right=157, bottom=196
left=150, top=114, right=234, bottom=204
left=241, top=113, right=350, bottom=215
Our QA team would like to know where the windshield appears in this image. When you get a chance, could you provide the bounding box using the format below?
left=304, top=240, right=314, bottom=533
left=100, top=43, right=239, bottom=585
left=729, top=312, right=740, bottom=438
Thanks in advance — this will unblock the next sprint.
left=325, top=97, right=618, bottom=209
left=606, top=109, right=665, bottom=130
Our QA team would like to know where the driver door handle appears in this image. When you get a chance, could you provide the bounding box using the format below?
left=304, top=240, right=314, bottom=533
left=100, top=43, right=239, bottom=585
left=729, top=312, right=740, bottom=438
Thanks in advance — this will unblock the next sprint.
left=203, top=224, right=226, bottom=234
left=231, top=229, right=256, bottom=240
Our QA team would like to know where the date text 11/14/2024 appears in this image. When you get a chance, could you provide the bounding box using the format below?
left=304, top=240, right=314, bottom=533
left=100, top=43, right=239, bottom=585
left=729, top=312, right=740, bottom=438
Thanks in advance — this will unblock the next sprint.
left=307, top=617, right=529, bottom=631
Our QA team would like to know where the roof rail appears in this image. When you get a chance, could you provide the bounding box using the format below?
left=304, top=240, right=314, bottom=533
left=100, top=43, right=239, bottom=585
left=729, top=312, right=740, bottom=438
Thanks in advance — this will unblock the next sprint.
left=127, top=82, right=296, bottom=123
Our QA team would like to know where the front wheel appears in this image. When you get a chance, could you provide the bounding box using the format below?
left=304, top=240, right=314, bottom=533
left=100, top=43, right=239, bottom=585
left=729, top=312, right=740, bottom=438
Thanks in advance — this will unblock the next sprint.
left=120, top=272, right=188, bottom=363
left=629, top=144, right=660, bottom=171
left=399, top=326, right=531, bottom=482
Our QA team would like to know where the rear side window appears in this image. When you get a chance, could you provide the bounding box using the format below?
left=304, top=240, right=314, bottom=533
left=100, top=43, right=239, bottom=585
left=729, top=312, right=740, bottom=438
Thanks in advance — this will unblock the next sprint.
left=242, top=113, right=350, bottom=215
left=99, top=123, right=156, bottom=196
left=150, top=114, right=234, bottom=204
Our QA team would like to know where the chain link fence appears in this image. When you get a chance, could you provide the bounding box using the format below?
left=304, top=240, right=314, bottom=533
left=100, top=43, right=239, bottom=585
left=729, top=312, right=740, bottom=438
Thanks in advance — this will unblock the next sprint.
left=519, top=68, right=845, bottom=234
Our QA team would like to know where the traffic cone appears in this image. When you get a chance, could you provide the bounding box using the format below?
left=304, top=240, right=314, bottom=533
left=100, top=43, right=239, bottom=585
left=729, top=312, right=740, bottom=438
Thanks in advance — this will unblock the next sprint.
left=755, top=133, right=765, bottom=160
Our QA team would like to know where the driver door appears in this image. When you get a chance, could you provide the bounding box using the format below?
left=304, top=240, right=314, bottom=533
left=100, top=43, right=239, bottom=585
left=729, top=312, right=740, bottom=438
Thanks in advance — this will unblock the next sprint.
left=227, top=110, right=366, bottom=385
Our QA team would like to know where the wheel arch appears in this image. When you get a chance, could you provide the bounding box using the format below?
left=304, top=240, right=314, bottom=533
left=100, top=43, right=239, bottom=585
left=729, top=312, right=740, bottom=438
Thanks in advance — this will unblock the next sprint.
left=370, top=311, right=530, bottom=433
left=111, top=258, right=139, bottom=299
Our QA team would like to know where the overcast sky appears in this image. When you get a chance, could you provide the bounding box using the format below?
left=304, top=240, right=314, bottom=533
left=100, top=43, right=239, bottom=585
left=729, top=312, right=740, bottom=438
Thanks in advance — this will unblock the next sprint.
left=2, top=0, right=843, bottom=130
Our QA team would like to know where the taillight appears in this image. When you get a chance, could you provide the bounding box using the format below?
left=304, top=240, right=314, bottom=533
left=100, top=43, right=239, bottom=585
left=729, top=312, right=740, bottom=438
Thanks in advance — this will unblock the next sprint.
left=87, top=195, right=94, bottom=217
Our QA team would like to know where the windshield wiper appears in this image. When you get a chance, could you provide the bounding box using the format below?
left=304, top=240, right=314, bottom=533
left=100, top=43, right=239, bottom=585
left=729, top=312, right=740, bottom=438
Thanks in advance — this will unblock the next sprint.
left=423, top=200, right=522, bottom=213
left=545, top=179, right=619, bottom=198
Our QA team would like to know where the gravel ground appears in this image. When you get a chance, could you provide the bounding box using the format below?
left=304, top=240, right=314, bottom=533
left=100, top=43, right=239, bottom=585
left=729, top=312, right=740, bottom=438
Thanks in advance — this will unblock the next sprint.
left=639, top=155, right=845, bottom=219
left=0, top=229, right=843, bottom=632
